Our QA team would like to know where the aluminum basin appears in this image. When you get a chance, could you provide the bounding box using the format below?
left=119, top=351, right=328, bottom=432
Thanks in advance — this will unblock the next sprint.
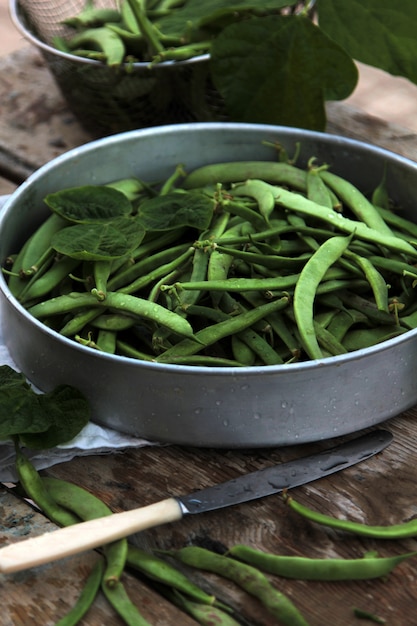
left=1, top=122, right=417, bottom=447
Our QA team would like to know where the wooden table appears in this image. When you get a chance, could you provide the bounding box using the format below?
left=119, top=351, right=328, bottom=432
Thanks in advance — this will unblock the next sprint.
left=1, top=46, right=417, bottom=626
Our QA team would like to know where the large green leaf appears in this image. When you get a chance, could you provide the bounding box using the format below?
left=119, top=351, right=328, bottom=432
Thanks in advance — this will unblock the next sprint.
left=210, top=14, right=358, bottom=130
left=138, top=191, right=215, bottom=231
left=51, top=216, right=145, bottom=260
left=318, top=0, right=417, bottom=84
left=45, top=185, right=133, bottom=223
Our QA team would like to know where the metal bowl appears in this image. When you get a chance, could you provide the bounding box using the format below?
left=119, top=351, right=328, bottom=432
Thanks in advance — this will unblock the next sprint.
left=1, top=122, right=417, bottom=447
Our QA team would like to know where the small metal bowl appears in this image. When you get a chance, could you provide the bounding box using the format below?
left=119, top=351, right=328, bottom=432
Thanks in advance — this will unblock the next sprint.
left=1, top=123, right=417, bottom=447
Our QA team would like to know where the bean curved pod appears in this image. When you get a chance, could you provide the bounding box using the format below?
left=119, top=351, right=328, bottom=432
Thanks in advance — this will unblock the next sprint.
left=228, top=544, right=415, bottom=581
left=293, top=235, right=353, bottom=360
left=28, top=291, right=195, bottom=338
left=285, top=493, right=417, bottom=539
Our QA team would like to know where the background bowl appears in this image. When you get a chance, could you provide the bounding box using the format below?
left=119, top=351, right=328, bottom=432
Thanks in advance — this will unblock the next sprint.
left=10, top=0, right=226, bottom=137
left=1, top=122, right=417, bottom=447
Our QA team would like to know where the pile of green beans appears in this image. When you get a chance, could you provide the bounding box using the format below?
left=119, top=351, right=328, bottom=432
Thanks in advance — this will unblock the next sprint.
left=52, top=0, right=214, bottom=66
left=6, top=151, right=417, bottom=367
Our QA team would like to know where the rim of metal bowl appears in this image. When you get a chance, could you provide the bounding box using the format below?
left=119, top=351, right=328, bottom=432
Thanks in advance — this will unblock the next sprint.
left=2, top=122, right=417, bottom=376
left=9, top=0, right=209, bottom=69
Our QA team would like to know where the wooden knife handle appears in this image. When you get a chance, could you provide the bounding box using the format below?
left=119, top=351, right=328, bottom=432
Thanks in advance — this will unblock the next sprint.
left=0, top=497, right=182, bottom=573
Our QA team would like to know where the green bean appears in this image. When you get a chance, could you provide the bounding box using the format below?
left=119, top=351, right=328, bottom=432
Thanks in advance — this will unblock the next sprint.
left=371, top=165, right=390, bottom=210
left=213, top=244, right=310, bottom=270
left=182, top=161, right=308, bottom=192
left=164, top=589, right=241, bottom=626
left=156, top=297, right=289, bottom=362
left=14, top=442, right=80, bottom=527
left=28, top=292, right=195, bottom=339
left=60, top=308, right=104, bottom=337
left=344, top=250, right=389, bottom=312
left=18, top=256, right=81, bottom=304
left=126, top=0, right=164, bottom=56
left=63, top=6, right=121, bottom=28
left=55, top=560, right=104, bottom=626
left=313, top=321, right=348, bottom=356
left=293, top=235, right=352, bottom=360
left=96, top=329, right=117, bottom=353
left=284, top=492, right=417, bottom=539
left=368, top=254, right=417, bottom=277
left=376, top=205, right=417, bottom=238
left=306, top=167, right=333, bottom=209
left=273, top=186, right=417, bottom=257
left=120, top=247, right=193, bottom=296
left=228, top=544, right=415, bottom=581
left=231, top=334, right=257, bottom=365
left=336, top=291, right=396, bottom=326
left=237, top=328, right=284, bottom=365
left=66, top=27, right=126, bottom=66
left=8, top=214, right=67, bottom=297
left=126, top=545, right=218, bottom=606
left=231, top=179, right=276, bottom=224
left=108, top=243, right=191, bottom=292
left=326, top=309, right=369, bottom=342
left=101, top=579, right=151, bottom=625
left=91, top=313, right=137, bottom=331
left=342, top=325, right=406, bottom=351
left=220, top=198, right=267, bottom=230
left=42, top=477, right=127, bottom=587
left=162, top=274, right=300, bottom=293
left=319, top=169, right=393, bottom=235
left=116, top=340, right=154, bottom=361
left=159, top=163, right=186, bottom=195
left=167, top=546, right=309, bottom=626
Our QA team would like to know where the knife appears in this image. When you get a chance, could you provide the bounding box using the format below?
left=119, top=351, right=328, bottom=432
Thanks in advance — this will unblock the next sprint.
left=0, top=428, right=392, bottom=573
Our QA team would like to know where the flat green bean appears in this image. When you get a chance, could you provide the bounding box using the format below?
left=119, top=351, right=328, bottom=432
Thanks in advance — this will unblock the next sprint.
left=28, top=292, right=195, bottom=339
left=319, top=169, right=393, bottom=235
left=293, top=235, right=352, bottom=360
left=167, top=546, right=309, bottom=626
left=182, top=161, right=308, bottom=191
left=229, top=544, right=415, bottom=581
left=285, top=493, right=417, bottom=539
left=55, top=559, right=104, bottom=626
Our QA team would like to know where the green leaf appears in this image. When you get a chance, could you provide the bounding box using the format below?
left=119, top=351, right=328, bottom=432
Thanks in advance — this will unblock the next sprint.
left=210, top=14, right=358, bottom=130
left=51, top=216, right=146, bottom=260
left=45, top=186, right=133, bottom=223
left=20, top=386, right=91, bottom=449
left=138, top=191, right=215, bottom=231
left=318, top=0, right=417, bottom=84
left=156, top=0, right=295, bottom=38
left=0, top=365, right=31, bottom=392
left=0, top=388, right=47, bottom=439
left=0, top=365, right=91, bottom=447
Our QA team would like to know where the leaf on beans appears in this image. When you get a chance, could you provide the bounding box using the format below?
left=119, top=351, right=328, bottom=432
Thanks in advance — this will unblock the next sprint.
left=44, top=185, right=133, bottom=223
left=210, top=14, right=358, bottom=130
left=137, top=191, right=215, bottom=231
left=51, top=216, right=146, bottom=260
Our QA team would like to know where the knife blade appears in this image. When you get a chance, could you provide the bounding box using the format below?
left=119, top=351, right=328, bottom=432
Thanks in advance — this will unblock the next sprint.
left=0, top=428, right=392, bottom=573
